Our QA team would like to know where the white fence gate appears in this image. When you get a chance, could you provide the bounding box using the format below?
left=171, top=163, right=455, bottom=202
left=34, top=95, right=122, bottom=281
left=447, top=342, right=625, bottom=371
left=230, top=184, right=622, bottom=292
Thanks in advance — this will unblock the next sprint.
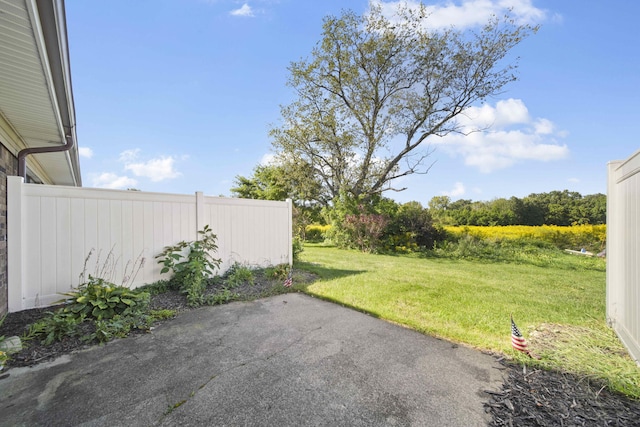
left=7, top=176, right=292, bottom=312
left=607, top=149, right=640, bottom=363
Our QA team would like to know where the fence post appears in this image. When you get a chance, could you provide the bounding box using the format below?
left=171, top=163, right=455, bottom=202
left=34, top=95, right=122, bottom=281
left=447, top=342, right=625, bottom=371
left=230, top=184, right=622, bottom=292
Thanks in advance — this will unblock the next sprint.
left=606, top=161, right=622, bottom=326
left=286, top=198, right=293, bottom=266
left=7, top=176, right=24, bottom=312
left=195, top=191, right=204, bottom=240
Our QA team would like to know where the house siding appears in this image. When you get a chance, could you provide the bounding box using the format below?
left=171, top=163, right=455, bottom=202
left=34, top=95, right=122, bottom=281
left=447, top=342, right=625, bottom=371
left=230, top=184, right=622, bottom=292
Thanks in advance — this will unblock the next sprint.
left=0, top=143, right=18, bottom=315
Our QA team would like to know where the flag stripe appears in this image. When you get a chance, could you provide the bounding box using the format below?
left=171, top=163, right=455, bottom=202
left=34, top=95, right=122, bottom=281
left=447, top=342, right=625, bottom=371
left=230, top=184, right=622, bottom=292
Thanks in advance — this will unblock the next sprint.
left=283, top=270, right=293, bottom=287
left=511, top=316, right=529, bottom=353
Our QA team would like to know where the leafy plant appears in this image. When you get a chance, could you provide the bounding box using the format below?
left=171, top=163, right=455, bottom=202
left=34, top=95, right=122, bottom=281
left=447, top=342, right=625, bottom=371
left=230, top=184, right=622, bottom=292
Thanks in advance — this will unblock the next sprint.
left=204, top=289, right=239, bottom=306
left=27, top=311, right=84, bottom=345
left=138, top=279, right=177, bottom=296
left=156, top=225, right=222, bottom=306
left=292, top=237, right=304, bottom=261
left=224, top=263, right=255, bottom=288
left=264, top=263, right=291, bottom=281
left=60, top=276, right=150, bottom=321
left=150, top=309, right=177, bottom=320
left=83, top=314, right=155, bottom=344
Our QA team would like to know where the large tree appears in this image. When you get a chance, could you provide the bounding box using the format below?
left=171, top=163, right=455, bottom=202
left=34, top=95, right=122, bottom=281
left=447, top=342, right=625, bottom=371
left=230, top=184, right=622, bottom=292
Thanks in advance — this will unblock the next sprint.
left=270, top=4, right=536, bottom=205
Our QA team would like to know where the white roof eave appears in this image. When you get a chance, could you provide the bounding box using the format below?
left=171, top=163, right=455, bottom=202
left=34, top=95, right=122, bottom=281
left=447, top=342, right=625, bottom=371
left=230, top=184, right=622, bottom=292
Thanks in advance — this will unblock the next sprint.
left=0, top=0, right=81, bottom=186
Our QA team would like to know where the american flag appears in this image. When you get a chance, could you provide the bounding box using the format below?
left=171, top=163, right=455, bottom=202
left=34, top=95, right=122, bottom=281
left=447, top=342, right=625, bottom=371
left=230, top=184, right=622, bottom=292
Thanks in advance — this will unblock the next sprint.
left=511, top=315, right=529, bottom=354
left=283, top=270, right=293, bottom=287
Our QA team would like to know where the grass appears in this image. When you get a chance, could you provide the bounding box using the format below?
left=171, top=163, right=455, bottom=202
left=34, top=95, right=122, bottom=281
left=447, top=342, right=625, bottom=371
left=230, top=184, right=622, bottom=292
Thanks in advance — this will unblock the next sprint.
left=296, top=243, right=640, bottom=399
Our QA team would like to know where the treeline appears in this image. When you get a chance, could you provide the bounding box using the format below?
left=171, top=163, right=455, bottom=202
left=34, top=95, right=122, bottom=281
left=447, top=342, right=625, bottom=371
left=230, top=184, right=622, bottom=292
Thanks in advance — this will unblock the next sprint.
left=428, top=190, right=606, bottom=227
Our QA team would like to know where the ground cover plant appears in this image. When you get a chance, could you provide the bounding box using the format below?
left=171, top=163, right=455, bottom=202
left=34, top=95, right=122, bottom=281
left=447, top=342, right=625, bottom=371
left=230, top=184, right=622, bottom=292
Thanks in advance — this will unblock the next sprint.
left=296, top=243, right=640, bottom=400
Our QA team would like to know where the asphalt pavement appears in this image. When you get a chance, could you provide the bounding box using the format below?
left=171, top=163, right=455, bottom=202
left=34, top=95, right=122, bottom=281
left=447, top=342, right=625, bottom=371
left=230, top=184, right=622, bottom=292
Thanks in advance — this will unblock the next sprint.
left=0, top=293, right=504, bottom=426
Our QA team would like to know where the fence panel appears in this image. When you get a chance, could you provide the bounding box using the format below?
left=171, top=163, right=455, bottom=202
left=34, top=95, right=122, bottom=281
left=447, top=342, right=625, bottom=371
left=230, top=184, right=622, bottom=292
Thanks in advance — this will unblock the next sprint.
left=607, top=149, right=640, bottom=363
left=7, top=176, right=292, bottom=312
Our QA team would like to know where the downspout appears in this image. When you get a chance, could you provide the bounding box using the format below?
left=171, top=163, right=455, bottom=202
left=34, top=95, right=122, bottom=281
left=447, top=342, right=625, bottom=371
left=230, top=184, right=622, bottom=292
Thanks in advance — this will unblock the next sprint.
left=16, top=0, right=80, bottom=184
left=17, top=130, right=74, bottom=180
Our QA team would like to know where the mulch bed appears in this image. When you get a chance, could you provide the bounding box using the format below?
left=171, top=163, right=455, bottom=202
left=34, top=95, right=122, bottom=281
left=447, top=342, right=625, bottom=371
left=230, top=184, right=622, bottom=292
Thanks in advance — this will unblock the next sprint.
left=2, top=273, right=639, bottom=426
left=485, top=358, right=640, bottom=426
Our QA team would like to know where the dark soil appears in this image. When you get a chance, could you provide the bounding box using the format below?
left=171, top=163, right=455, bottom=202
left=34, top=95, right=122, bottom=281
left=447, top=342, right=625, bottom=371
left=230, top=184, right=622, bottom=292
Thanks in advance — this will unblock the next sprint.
left=485, top=359, right=640, bottom=426
left=0, top=269, right=314, bottom=368
left=2, top=271, right=639, bottom=426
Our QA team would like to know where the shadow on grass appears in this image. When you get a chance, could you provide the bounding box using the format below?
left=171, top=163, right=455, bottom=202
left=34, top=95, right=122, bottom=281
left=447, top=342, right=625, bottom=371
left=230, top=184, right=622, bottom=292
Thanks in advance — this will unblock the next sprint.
left=294, top=260, right=366, bottom=281
left=292, top=260, right=384, bottom=319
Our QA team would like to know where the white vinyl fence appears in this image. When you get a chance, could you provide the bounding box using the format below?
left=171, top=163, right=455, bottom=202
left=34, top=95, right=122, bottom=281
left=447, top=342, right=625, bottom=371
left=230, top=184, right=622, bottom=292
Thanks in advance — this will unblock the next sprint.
left=607, top=149, right=640, bottom=363
left=7, top=176, right=292, bottom=312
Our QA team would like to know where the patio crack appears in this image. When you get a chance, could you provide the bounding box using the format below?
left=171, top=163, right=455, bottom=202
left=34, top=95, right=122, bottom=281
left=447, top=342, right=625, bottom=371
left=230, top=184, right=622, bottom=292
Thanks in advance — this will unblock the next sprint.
left=155, top=325, right=322, bottom=424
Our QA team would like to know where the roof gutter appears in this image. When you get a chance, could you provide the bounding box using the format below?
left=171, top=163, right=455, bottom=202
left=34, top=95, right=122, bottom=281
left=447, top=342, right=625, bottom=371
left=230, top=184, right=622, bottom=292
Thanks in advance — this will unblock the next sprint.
left=18, top=0, right=81, bottom=185
left=18, top=132, right=74, bottom=179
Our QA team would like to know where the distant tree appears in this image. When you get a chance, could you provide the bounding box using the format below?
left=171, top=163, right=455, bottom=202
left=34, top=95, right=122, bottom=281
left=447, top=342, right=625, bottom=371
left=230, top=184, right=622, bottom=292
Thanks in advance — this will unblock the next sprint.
left=427, top=196, right=451, bottom=224
left=270, top=5, right=537, bottom=204
left=579, top=193, right=606, bottom=224
left=520, top=195, right=545, bottom=226
left=485, top=198, right=518, bottom=225
left=427, top=191, right=606, bottom=226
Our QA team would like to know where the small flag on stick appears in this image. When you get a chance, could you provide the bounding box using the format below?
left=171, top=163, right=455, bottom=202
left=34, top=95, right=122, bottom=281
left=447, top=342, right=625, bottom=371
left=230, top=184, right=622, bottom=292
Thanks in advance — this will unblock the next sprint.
left=510, top=314, right=541, bottom=359
left=283, top=269, right=293, bottom=287
left=510, top=314, right=528, bottom=353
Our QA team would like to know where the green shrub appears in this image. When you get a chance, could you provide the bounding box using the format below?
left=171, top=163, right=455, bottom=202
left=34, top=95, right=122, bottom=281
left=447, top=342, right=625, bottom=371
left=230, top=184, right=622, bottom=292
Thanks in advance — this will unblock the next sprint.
left=156, top=225, right=222, bottom=306
left=342, top=210, right=388, bottom=253
left=138, top=279, right=177, bottom=296
left=305, top=224, right=331, bottom=242
left=224, top=263, right=255, bottom=288
left=204, top=289, right=239, bottom=305
left=264, top=263, right=291, bottom=281
left=60, top=276, right=150, bottom=321
left=84, top=313, right=156, bottom=344
left=383, top=202, right=445, bottom=251
left=293, top=237, right=304, bottom=261
left=27, top=311, right=84, bottom=345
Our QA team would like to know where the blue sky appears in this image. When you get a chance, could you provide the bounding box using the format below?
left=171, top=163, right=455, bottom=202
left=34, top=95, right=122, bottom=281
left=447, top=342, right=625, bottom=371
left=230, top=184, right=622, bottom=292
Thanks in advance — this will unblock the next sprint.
left=66, top=0, right=638, bottom=205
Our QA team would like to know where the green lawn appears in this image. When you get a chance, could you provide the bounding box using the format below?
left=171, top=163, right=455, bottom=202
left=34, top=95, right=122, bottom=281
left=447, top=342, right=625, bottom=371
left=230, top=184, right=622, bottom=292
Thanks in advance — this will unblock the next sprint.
left=295, top=244, right=640, bottom=399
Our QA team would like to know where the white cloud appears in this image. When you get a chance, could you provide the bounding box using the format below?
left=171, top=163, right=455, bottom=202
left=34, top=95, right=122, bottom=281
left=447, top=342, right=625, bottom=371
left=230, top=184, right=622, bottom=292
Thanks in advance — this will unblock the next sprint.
left=260, top=153, right=275, bottom=165
left=457, top=99, right=530, bottom=129
left=124, top=156, right=181, bottom=182
left=92, top=173, right=137, bottom=190
left=117, top=149, right=181, bottom=182
left=119, top=149, right=140, bottom=163
left=374, top=0, right=550, bottom=29
left=533, top=118, right=555, bottom=135
left=442, top=182, right=466, bottom=197
left=568, top=177, right=580, bottom=183
left=433, top=98, right=569, bottom=173
left=230, top=3, right=254, bottom=17
left=78, top=147, right=93, bottom=158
